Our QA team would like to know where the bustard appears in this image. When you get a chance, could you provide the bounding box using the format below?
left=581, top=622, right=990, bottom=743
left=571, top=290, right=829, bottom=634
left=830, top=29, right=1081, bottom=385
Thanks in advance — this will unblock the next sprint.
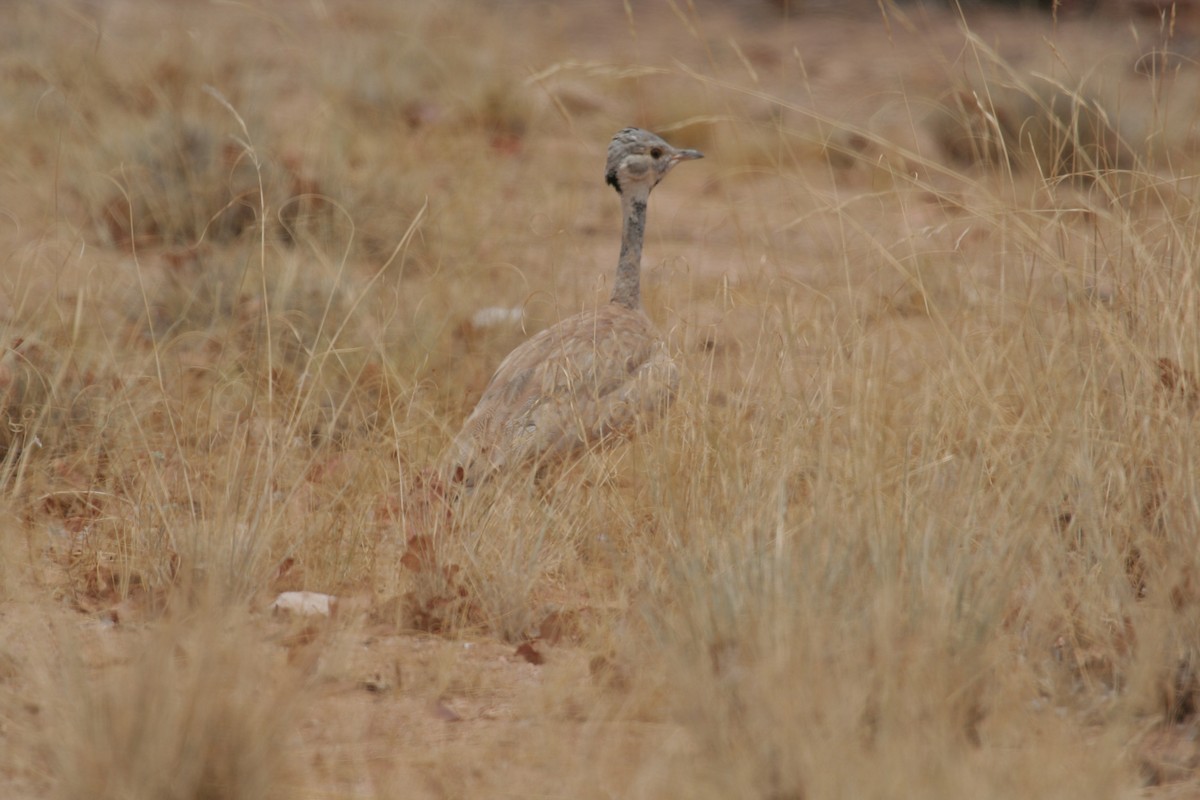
left=446, top=128, right=703, bottom=487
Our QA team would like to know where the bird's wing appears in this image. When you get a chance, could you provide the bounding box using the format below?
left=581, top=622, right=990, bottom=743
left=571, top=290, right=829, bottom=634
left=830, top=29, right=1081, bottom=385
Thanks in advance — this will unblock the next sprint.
left=448, top=306, right=678, bottom=485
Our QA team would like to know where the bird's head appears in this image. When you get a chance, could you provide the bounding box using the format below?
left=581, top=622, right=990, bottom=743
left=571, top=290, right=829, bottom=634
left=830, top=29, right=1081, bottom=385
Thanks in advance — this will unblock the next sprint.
left=605, top=128, right=703, bottom=196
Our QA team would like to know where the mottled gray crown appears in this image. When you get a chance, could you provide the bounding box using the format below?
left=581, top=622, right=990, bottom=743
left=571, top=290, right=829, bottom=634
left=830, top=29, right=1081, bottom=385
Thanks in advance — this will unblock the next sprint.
left=605, top=128, right=674, bottom=193
left=604, top=130, right=700, bottom=196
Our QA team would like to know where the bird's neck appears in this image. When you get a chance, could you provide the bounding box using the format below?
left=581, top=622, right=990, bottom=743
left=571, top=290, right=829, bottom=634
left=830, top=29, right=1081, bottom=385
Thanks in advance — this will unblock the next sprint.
left=610, top=186, right=650, bottom=311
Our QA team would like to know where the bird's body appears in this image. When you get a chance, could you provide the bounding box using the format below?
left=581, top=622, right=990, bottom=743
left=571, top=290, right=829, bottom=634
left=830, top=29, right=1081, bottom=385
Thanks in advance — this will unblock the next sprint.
left=449, top=303, right=678, bottom=485
left=446, top=128, right=702, bottom=487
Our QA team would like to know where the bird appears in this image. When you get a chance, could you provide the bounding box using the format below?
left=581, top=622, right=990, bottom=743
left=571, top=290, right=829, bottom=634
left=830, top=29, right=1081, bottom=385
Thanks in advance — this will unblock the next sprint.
left=444, top=128, right=703, bottom=488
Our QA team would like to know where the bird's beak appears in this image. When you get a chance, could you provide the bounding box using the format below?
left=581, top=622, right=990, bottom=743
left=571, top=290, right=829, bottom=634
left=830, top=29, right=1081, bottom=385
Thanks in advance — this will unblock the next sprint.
left=672, top=148, right=704, bottom=162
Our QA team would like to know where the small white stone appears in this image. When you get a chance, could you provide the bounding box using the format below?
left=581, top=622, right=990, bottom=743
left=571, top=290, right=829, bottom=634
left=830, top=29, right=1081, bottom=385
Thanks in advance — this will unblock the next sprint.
left=471, top=306, right=524, bottom=329
left=270, top=591, right=336, bottom=617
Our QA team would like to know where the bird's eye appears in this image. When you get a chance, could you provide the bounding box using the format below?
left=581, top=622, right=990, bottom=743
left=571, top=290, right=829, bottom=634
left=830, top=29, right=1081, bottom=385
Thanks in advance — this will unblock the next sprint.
left=650, top=147, right=663, bottom=159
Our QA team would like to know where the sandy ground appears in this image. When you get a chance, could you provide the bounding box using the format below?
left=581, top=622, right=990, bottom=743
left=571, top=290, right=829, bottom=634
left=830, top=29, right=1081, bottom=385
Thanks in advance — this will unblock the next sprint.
left=2, top=1, right=1199, bottom=797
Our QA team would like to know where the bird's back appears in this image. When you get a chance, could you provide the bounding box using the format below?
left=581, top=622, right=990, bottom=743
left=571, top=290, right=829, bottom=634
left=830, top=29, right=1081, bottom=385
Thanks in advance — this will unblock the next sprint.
left=448, top=303, right=678, bottom=486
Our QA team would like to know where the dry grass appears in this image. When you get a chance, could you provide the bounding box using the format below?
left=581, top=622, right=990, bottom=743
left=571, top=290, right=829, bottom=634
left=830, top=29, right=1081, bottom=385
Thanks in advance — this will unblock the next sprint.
left=2, top=0, right=1199, bottom=796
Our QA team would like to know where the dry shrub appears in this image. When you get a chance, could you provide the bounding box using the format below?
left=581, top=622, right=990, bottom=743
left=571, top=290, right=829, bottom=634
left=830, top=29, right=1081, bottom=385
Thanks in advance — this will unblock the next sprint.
left=47, top=611, right=300, bottom=800
left=396, top=478, right=549, bottom=640
left=929, top=83, right=1135, bottom=177
left=0, top=337, right=115, bottom=480
left=451, top=488, right=582, bottom=642
left=596, top=316, right=1142, bottom=797
left=137, top=244, right=351, bottom=368
left=98, top=116, right=264, bottom=247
